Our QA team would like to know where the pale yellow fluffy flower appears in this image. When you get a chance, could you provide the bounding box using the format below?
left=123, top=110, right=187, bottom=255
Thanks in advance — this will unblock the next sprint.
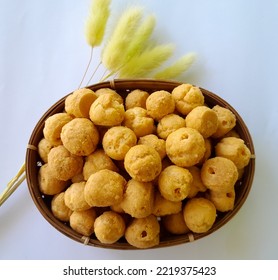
left=118, top=44, right=174, bottom=78
left=101, top=7, right=143, bottom=71
left=154, top=52, right=196, bottom=79
left=85, top=0, right=111, bottom=47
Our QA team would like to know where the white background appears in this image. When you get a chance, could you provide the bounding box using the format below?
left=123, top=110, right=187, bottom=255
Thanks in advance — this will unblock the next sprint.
left=0, top=0, right=277, bottom=260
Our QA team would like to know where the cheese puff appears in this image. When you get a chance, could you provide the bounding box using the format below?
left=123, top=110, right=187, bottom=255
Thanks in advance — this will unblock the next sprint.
left=43, top=113, right=73, bottom=146
left=172, top=83, right=204, bottom=115
left=65, top=88, right=97, bottom=118
left=61, top=118, right=99, bottom=156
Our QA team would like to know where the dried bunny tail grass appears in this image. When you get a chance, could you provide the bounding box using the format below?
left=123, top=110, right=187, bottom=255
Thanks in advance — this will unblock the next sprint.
left=118, top=44, right=174, bottom=78
left=153, top=52, right=196, bottom=79
left=123, top=15, right=156, bottom=64
left=101, top=6, right=143, bottom=72
left=85, top=0, right=111, bottom=47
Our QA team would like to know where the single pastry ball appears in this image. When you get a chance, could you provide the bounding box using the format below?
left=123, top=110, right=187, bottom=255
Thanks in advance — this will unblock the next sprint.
left=158, top=165, right=193, bottom=202
left=183, top=197, right=216, bottom=233
left=65, top=88, right=98, bottom=118
left=94, top=211, right=126, bottom=244
left=84, top=169, right=126, bottom=207
left=146, top=90, right=175, bottom=120
left=43, top=113, right=73, bottom=146
left=64, top=181, right=91, bottom=211
left=201, top=157, right=238, bottom=192
left=211, top=105, right=236, bottom=138
left=102, top=126, right=137, bottom=160
left=125, top=215, right=160, bottom=248
left=125, top=89, right=149, bottom=109
left=95, top=88, right=123, bottom=104
left=215, top=137, right=251, bottom=169
left=51, top=192, right=73, bottom=222
left=185, top=106, right=218, bottom=138
left=69, top=208, right=97, bottom=236
left=152, top=191, right=182, bottom=216
left=157, top=113, right=186, bottom=140
left=162, top=211, right=190, bottom=235
left=187, top=166, right=207, bottom=198
left=172, top=84, right=204, bottom=115
left=83, top=149, right=118, bottom=181
left=123, top=107, right=154, bottom=137
left=166, top=127, right=205, bottom=167
left=38, top=164, right=69, bottom=195
left=208, top=189, right=236, bottom=212
left=124, top=145, right=162, bottom=182
left=47, top=145, right=84, bottom=181
left=138, top=134, right=166, bottom=159
left=38, top=138, right=54, bottom=163
left=61, top=118, right=99, bottom=156
left=89, top=93, right=125, bottom=126
left=121, top=179, right=155, bottom=218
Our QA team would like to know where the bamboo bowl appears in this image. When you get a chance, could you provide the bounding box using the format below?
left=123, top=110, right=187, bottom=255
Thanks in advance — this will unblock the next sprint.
left=25, top=79, right=255, bottom=249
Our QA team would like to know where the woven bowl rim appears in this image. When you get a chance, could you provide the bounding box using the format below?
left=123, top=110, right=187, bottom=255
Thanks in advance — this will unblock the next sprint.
left=25, top=79, right=255, bottom=249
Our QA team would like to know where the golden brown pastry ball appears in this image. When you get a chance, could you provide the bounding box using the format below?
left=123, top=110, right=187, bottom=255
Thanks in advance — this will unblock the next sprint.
left=125, top=215, right=160, bottom=248
left=157, top=113, right=186, bottom=140
left=64, top=181, right=91, bottom=211
left=65, top=88, right=98, bottom=118
left=187, top=166, right=207, bottom=198
left=124, top=144, right=162, bottom=182
left=95, top=88, right=123, bottom=104
left=172, top=84, right=204, bottom=115
left=102, top=126, right=137, bottom=160
left=43, top=113, right=73, bottom=146
left=84, top=169, right=126, bottom=207
left=158, top=165, right=192, bottom=202
left=166, top=127, right=205, bottom=167
left=89, top=93, right=125, bottom=126
left=51, top=192, right=73, bottom=222
left=146, top=90, right=175, bottom=120
left=38, top=138, right=54, bottom=163
left=69, top=208, right=97, bottom=236
left=38, top=164, right=69, bottom=195
left=152, top=191, right=182, bottom=216
left=183, top=197, right=216, bottom=233
left=208, top=189, right=235, bottom=212
left=121, top=179, right=154, bottom=218
left=215, top=137, right=251, bottom=169
left=211, top=105, right=236, bottom=138
left=185, top=106, right=218, bottom=138
left=125, top=89, right=149, bottom=110
left=47, top=145, right=84, bottom=181
left=201, top=157, right=238, bottom=192
left=83, top=149, right=118, bottom=181
left=123, top=107, right=154, bottom=137
left=94, top=211, right=126, bottom=244
left=61, top=118, right=99, bottom=156
left=162, top=211, right=190, bottom=235
left=138, top=134, right=166, bottom=159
